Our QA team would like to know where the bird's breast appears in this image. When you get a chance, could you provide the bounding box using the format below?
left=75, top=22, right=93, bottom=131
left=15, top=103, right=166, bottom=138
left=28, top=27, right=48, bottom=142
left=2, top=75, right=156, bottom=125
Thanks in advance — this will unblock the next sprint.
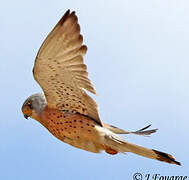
left=38, top=106, right=104, bottom=153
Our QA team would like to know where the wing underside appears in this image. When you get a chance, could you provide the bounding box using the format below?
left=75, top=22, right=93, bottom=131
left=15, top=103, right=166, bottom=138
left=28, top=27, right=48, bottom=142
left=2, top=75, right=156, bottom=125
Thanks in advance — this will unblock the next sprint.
left=33, top=10, right=102, bottom=126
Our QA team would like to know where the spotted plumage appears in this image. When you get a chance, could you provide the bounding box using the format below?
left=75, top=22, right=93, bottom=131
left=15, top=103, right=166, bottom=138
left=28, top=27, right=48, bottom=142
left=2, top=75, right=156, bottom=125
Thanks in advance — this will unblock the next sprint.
left=22, top=10, right=181, bottom=166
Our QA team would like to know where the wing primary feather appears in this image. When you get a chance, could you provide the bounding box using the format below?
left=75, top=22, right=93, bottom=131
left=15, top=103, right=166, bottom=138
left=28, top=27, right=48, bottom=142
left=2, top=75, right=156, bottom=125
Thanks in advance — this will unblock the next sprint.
left=59, top=10, right=71, bottom=25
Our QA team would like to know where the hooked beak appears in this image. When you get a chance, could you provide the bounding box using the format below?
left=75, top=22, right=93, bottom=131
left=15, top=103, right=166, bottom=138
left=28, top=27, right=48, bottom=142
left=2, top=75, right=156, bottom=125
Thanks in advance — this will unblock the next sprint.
left=24, top=114, right=29, bottom=119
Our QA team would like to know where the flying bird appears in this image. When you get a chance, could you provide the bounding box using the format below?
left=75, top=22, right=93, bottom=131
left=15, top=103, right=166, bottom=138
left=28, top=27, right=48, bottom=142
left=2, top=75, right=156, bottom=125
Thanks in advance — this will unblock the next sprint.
left=22, top=9, right=181, bottom=165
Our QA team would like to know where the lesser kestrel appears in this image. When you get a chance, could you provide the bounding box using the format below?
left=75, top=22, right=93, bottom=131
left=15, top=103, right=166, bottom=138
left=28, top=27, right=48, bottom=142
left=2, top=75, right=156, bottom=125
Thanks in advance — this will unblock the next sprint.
left=22, top=10, right=181, bottom=165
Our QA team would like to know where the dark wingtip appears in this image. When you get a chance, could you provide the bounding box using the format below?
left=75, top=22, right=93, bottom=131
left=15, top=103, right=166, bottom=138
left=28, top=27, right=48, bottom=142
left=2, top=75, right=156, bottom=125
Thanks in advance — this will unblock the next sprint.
left=133, top=125, right=158, bottom=136
left=65, top=9, right=70, bottom=15
left=59, top=9, right=71, bottom=25
left=153, top=149, right=181, bottom=166
left=70, top=10, right=76, bottom=15
left=139, top=124, right=152, bottom=131
left=58, top=9, right=79, bottom=27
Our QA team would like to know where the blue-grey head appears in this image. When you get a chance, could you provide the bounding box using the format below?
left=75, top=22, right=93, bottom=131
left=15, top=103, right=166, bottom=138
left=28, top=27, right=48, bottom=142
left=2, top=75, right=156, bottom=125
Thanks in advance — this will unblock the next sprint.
left=22, top=93, right=46, bottom=120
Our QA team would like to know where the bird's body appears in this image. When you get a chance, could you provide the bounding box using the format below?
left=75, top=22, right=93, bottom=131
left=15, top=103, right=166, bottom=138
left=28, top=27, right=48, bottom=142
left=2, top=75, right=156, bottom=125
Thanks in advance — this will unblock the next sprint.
left=22, top=10, right=181, bottom=166
left=39, top=104, right=104, bottom=153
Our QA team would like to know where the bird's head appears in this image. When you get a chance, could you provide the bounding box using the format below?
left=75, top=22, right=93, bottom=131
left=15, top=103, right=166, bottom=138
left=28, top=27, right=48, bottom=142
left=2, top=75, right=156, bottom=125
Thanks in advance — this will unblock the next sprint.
left=22, top=93, right=46, bottom=120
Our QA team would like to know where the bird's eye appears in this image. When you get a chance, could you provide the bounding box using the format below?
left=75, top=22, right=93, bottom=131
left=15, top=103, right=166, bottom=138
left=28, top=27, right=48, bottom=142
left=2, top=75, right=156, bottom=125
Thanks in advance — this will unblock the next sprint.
left=27, top=102, right=33, bottom=109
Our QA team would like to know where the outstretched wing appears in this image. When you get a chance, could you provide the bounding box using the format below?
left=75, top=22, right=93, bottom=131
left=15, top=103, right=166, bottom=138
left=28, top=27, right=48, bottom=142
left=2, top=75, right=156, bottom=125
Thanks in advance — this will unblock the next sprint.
left=33, top=10, right=102, bottom=126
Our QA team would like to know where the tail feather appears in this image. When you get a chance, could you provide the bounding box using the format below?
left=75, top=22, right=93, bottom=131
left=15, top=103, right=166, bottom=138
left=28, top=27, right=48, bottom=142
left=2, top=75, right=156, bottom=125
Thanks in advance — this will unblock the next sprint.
left=124, top=142, right=181, bottom=165
left=152, top=149, right=181, bottom=166
left=104, top=133, right=181, bottom=165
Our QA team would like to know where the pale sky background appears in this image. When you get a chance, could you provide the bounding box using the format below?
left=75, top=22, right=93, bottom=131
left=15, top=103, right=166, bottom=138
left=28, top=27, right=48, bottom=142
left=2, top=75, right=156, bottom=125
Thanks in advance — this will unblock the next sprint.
left=1, top=0, right=189, bottom=179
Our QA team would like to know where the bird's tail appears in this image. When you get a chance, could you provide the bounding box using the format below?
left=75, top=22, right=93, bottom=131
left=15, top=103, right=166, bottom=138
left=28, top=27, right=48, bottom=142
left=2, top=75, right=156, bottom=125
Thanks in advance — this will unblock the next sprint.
left=103, top=132, right=181, bottom=166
